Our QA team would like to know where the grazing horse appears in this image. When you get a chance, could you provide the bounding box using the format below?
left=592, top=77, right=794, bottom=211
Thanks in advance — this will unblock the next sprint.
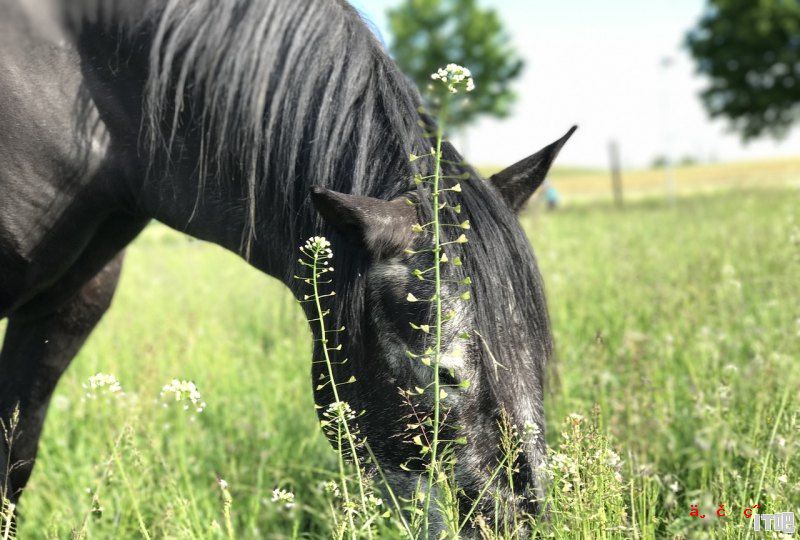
left=0, top=0, right=574, bottom=531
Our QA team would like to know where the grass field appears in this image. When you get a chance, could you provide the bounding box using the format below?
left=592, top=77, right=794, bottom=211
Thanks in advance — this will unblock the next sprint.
left=483, top=157, right=800, bottom=204
left=4, top=186, right=799, bottom=538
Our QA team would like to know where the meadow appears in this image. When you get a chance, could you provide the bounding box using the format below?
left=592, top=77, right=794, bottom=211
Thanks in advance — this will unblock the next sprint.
left=485, top=156, right=800, bottom=203
left=3, top=184, right=798, bottom=538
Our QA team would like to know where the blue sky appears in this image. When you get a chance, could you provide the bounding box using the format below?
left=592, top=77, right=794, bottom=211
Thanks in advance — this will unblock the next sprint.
left=351, top=0, right=800, bottom=168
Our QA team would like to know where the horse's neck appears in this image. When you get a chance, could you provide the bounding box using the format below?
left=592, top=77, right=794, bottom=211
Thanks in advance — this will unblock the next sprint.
left=141, top=167, right=302, bottom=285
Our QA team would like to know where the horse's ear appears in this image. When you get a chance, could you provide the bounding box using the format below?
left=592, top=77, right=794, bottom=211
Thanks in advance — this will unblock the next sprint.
left=310, top=187, right=417, bottom=258
left=490, top=126, right=577, bottom=213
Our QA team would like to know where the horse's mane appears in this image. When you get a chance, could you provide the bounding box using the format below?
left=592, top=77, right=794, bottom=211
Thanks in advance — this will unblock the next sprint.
left=70, top=0, right=552, bottom=418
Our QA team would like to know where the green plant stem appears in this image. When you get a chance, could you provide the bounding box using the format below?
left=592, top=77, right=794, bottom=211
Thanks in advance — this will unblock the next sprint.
left=754, top=385, right=790, bottom=504
left=456, top=452, right=511, bottom=534
left=336, top=422, right=356, bottom=539
left=423, top=101, right=447, bottom=538
left=110, top=430, right=152, bottom=540
left=363, top=441, right=413, bottom=538
left=311, top=252, right=370, bottom=538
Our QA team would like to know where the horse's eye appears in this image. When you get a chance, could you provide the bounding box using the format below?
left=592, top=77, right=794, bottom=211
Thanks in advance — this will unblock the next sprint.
left=438, top=367, right=459, bottom=386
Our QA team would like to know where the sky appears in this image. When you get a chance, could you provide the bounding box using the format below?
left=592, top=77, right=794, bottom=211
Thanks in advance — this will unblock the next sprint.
left=351, top=0, right=800, bottom=169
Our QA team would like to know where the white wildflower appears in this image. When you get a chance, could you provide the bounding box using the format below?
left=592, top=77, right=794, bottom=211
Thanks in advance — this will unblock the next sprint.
left=523, top=421, right=541, bottom=438
left=722, top=363, right=739, bottom=374
left=603, top=447, right=622, bottom=469
left=550, top=452, right=579, bottom=479
left=82, top=373, right=124, bottom=400
left=160, top=379, right=207, bottom=413
left=777, top=474, right=788, bottom=484
left=668, top=480, right=680, bottom=493
left=322, top=480, right=341, bottom=498
left=271, top=488, right=295, bottom=510
left=301, top=236, right=334, bottom=260
left=326, top=401, right=357, bottom=422
left=430, top=63, right=475, bottom=94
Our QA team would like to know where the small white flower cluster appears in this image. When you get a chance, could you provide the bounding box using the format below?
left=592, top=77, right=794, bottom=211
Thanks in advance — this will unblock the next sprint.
left=523, top=421, right=542, bottom=438
left=326, top=401, right=357, bottom=422
left=82, top=373, right=124, bottom=400
left=430, top=63, right=475, bottom=94
left=301, top=236, right=333, bottom=260
left=544, top=413, right=625, bottom=494
left=271, top=488, right=295, bottom=510
left=597, top=447, right=624, bottom=482
left=322, top=480, right=341, bottom=498
left=160, top=379, right=207, bottom=414
left=548, top=452, right=579, bottom=491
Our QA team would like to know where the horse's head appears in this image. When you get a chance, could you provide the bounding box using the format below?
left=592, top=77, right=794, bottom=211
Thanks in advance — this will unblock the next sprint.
left=309, top=127, right=575, bottom=532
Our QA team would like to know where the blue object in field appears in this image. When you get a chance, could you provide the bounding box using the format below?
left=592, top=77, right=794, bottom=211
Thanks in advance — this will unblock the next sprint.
left=545, top=183, right=560, bottom=207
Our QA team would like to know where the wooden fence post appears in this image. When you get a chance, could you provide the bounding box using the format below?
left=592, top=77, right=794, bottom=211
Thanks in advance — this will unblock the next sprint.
left=609, top=140, right=624, bottom=207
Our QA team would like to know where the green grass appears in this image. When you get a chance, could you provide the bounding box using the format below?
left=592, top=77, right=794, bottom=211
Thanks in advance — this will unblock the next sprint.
left=5, top=188, right=799, bottom=538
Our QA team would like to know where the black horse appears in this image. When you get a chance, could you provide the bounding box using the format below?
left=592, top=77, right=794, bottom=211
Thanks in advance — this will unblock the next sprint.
left=0, top=0, right=573, bottom=531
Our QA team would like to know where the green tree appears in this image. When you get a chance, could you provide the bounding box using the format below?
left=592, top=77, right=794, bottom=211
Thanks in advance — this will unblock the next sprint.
left=686, top=0, right=800, bottom=140
left=388, top=0, right=524, bottom=129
